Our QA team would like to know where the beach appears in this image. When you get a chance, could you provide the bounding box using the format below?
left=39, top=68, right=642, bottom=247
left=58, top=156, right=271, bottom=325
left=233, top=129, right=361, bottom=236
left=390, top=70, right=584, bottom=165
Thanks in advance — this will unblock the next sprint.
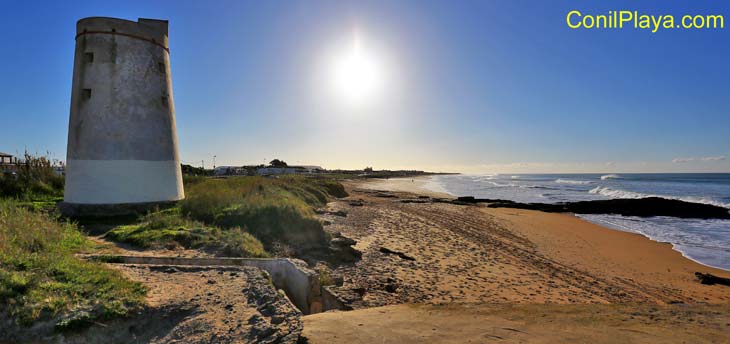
left=303, top=177, right=730, bottom=343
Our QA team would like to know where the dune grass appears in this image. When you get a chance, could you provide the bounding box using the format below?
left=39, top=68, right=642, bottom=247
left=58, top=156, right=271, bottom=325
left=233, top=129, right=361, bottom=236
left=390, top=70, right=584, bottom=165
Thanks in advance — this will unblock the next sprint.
left=103, top=175, right=347, bottom=257
left=104, top=208, right=268, bottom=257
left=180, top=175, right=347, bottom=254
left=0, top=200, right=145, bottom=329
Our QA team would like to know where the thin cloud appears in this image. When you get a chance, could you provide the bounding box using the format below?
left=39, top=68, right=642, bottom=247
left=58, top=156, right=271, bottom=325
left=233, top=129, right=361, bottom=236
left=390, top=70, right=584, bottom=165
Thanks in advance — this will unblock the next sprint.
left=672, top=156, right=726, bottom=163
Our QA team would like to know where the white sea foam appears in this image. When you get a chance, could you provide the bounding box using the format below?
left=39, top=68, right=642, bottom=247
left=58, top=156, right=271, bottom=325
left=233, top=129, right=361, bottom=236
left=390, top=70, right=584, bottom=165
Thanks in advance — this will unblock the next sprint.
left=510, top=175, right=521, bottom=179
left=589, top=186, right=730, bottom=209
left=423, top=177, right=454, bottom=196
left=488, top=181, right=516, bottom=187
left=600, top=174, right=621, bottom=180
left=555, top=179, right=592, bottom=185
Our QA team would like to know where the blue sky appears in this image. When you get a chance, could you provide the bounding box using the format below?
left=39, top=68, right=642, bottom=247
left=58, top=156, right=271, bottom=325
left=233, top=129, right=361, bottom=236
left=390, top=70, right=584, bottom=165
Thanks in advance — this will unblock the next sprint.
left=1, top=0, right=729, bottom=173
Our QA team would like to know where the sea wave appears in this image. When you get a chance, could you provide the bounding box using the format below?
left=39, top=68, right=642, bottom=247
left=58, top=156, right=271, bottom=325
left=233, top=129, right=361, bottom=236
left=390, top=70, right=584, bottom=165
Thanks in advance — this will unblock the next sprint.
left=487, top=181, right=517, bottom=187
left=510, top=175, right=520, bottom=179
left=555, top=179, right=592, bottom=185
left=600, top=174, right=621, bottom=180
left=589, top=186, right=730, bottom=209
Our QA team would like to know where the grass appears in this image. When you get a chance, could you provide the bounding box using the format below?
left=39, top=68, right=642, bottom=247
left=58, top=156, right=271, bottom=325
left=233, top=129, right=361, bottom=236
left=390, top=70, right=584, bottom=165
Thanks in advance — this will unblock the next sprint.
left=104, top=208, right=268, bottom=257
left=0, top=153, right=64, bottom=202
left=0, top=200, right=146, bottom=330
left=179, top=175, right=347, bottom=254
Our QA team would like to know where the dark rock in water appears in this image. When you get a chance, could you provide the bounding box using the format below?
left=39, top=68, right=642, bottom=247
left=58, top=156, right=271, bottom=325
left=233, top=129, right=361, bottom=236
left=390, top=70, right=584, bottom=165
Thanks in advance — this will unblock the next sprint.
left=457, top=196, right=730, bottom=220
left=695, top=272, right=730, bottom=286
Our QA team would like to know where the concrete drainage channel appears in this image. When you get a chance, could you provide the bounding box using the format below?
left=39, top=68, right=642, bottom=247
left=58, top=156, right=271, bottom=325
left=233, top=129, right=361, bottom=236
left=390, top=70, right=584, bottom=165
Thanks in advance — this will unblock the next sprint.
left=85, top=255, right=348, bottom=314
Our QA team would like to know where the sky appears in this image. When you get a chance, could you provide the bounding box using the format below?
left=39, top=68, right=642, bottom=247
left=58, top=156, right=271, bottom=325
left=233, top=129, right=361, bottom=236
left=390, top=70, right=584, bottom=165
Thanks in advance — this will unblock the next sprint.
left=0, top=0, right=729, bottom=173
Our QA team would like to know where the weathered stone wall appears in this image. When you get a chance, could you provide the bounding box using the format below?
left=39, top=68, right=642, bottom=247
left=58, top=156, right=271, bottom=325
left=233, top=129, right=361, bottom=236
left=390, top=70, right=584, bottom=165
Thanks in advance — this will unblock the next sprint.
left=90, top=255, right=322, bottom=314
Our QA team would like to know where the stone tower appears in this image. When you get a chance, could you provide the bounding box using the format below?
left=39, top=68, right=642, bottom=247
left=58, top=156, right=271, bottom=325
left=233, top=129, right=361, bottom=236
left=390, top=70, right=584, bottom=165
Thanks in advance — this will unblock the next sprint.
left=62, top=17, right=184, bottom=215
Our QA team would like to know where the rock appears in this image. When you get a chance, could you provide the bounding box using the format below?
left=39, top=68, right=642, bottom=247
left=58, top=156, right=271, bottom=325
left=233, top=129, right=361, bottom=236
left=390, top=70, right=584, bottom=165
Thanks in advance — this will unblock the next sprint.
left=331, top=236, right=357, bottom=247
left=328, top=233, right=362, bottom=263
left=379, top=247, right=416, bottom=261
left=331, top=210, right=348, bottom=217
left=695, top=272, right=730, bottom=286
left=207, top=279, right=216, bottom=284
left=401, top=199, right=429, bottom=204
left=462, top=196, right=730, bottom=220
left=374, top=192, right=397, bottom=198
left=349, top=201, right=364, bottom=207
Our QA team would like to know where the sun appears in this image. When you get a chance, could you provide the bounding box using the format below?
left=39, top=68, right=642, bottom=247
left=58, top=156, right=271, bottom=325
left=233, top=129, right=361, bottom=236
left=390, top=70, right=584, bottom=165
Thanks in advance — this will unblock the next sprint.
left=329, top=35, right=385, bottom=106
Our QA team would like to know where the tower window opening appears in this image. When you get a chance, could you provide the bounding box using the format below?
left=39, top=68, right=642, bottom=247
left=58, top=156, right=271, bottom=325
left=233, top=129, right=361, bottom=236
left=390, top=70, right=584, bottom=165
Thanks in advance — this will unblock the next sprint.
left=161, top=96, right=168, bottom=108
left=84, top=52, right=94, bottom=63
left=158, top=62, right=165, bottom=73
left=82, top=89, right=92, bottom=100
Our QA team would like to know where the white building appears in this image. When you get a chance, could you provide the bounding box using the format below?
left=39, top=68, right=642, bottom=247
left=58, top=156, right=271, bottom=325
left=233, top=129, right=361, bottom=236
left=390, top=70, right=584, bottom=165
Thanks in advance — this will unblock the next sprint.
left=256, top=165, right=323, bottom=176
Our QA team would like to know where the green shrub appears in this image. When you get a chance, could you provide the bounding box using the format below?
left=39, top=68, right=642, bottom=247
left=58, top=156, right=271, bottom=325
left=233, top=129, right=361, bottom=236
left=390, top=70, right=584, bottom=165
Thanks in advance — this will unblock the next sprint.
left=0, top=200, right=145, bottom=328
left=104, top=209, right=268, bottom=258
left=0, top=153, right=64, bottom=201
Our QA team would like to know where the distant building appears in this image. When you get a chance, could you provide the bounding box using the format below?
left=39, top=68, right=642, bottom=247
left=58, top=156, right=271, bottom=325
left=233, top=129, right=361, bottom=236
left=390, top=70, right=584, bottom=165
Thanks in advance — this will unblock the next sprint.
left=211, top=164, right=325, bottom=176
left=214, top=166, right=246, bottom=176
left=256, top=165, right=323, bottom=176
left=0, top=152, right=16, bottom=172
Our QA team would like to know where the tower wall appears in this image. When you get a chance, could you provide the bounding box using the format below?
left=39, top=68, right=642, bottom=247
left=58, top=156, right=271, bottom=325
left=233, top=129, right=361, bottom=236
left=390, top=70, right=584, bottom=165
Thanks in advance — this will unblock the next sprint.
left=64, top=17, right=184, bottom=205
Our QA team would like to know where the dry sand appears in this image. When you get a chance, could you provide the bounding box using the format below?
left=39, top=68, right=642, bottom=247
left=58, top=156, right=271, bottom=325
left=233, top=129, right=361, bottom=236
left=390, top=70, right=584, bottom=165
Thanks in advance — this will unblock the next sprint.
left=304, top=177, right=730, bottom=343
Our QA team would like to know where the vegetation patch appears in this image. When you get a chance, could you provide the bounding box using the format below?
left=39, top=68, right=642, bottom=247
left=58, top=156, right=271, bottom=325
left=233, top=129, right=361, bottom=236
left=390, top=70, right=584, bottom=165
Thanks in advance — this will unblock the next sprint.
left=0, top=200, right=145, bottom=330
left=0, top=153, right=64, bottom=201
left=104, top=208, right=268, bottom=258
left=181, top=176, right=347, bottom=255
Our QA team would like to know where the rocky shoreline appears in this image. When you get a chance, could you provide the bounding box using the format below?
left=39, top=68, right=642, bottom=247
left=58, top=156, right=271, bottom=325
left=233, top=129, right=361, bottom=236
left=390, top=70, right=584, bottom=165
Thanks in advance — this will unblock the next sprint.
left=314, top=183, right=730, bottom=312
left=453, top=196, right=730, bottom=219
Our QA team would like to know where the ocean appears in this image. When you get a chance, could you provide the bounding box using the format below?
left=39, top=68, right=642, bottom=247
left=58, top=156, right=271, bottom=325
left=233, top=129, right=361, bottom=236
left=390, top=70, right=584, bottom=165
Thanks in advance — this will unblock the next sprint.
left=423, top=173, right=730, bottom=270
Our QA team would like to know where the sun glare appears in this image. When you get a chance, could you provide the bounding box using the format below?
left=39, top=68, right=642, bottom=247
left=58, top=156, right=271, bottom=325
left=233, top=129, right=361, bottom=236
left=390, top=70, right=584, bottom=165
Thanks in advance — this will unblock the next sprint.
left=329, top=35, right=385, bottom=107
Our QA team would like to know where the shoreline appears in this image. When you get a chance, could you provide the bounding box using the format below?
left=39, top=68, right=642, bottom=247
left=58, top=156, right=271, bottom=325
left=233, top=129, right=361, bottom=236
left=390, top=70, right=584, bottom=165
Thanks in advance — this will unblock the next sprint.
left=574, top=213, right=730, bottom=272
left=362, top=176, right=730, bottom=272
left=345, top=176, right=729, bottom=305
left=307, top=178, right=730, bottom=341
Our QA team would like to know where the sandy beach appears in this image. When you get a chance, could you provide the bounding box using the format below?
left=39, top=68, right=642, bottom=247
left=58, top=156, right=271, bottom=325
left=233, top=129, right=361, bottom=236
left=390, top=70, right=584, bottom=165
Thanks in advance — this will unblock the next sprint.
left=303, top=177, right=730, bottom=343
